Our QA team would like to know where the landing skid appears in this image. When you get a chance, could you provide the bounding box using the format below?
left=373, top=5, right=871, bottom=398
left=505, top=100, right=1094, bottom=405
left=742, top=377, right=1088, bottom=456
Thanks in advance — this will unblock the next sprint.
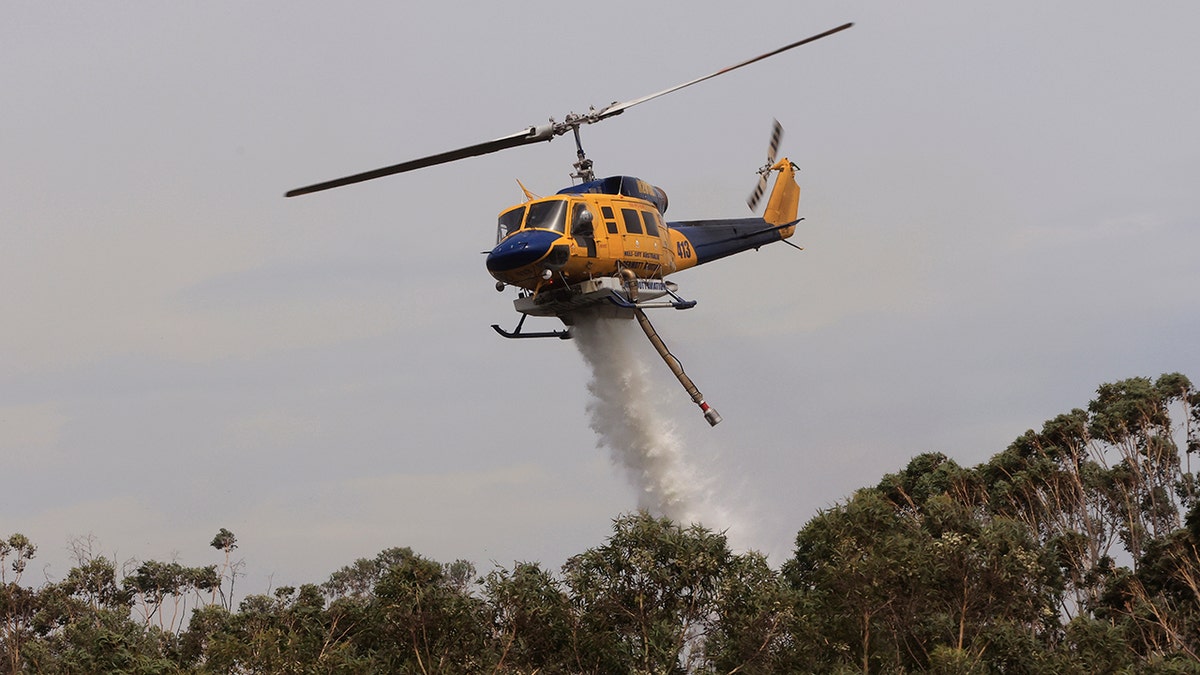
left=491, top=314, right=572, bottom=340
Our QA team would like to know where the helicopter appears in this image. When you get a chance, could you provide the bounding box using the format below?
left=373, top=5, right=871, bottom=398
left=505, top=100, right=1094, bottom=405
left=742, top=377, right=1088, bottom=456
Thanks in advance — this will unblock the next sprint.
left=286, top=22, right=853, bottom=426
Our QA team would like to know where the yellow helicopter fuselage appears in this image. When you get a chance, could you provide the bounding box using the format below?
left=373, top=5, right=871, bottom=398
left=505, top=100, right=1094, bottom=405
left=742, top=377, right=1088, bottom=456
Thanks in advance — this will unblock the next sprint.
left=486, top=159, right=801, bottom=296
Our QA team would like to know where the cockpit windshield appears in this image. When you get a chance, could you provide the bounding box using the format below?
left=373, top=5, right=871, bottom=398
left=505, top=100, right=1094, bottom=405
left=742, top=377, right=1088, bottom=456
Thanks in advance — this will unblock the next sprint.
left=525, top=199, right=568, bottom=234
left=496, top=205, right=526, bottom=243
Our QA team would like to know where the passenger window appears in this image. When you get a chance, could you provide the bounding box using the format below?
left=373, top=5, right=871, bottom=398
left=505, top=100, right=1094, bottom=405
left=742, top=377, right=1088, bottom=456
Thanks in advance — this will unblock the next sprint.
left=621, top=208, right=643, bottom=235
left=600, top=206, right=618, bottom=233
left=640, top=211, right=660, bottom=237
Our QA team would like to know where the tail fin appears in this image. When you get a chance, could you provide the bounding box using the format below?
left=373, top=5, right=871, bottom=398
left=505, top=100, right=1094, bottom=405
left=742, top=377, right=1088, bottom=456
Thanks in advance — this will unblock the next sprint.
left=763, top=158, right=801, bottom=238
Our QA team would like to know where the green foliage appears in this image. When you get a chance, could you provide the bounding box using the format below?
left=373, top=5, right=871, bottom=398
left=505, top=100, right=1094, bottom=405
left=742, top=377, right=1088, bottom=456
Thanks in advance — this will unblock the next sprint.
left=371, top=554, right=491, bottom=672
left=126, top=560, right=220, bottom=633
left=2, top=373, right=1198, bottom=673
left=208, top=528, right=241, bottom=613
left=61, top=556, right=134, bottom=611
left=563, top=512, right=733, bottom=674
left=484, top=561, right=574, bottom=673
left=0, top=534, right=36, bottom=586
left=21, top=607, right=180, bottom=675
left=209, top=529, right=237, bottom=553
left=180, top=584, right=366, bottom=674
left=322, top=545, right=415, bottom=599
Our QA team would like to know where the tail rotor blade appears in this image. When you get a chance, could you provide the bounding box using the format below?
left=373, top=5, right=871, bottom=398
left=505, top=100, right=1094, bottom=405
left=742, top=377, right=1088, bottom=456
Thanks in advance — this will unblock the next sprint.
left=767, top=119, right=783, bottom=164
left=748, top=119, right=785, bottom=211
left=747, top=174, right=769, bottom=211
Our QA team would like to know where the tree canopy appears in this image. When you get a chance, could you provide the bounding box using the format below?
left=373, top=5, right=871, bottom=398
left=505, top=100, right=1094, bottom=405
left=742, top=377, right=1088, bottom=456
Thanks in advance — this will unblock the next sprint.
left=3, top=373, right=1198, bottom=673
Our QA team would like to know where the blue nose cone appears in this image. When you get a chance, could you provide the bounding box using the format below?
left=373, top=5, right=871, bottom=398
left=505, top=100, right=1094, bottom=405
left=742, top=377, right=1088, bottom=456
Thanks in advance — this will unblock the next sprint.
left=486, top=230, right=561, bottom=273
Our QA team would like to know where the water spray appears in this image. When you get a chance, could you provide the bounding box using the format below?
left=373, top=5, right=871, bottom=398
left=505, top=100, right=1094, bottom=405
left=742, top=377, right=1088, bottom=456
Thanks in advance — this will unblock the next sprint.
left=571, top=298, right=745, bottom=535
left=571, top=312, right=698, bottom=519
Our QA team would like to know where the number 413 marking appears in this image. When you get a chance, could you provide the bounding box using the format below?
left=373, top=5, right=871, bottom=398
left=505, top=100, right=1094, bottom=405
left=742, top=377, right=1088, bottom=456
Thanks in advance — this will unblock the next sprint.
left=676, top=240, right=693, bottom=259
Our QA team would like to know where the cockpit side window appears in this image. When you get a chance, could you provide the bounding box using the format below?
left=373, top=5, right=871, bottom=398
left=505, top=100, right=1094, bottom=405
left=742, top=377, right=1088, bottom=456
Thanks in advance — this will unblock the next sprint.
left=497, top=205, right=526, bottom=243
left=570, top=202, right=595, bottom=238
left=526, top=199, right=568, bottom=234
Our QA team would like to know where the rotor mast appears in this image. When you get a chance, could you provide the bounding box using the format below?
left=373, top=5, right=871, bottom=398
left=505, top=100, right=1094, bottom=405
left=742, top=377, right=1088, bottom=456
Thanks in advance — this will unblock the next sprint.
left=569, top=119, right=595, bottom=183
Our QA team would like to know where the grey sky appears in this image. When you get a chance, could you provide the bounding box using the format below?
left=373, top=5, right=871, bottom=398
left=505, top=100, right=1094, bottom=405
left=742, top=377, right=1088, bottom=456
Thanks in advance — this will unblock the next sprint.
left=4, top=2, right=1198, bottom=590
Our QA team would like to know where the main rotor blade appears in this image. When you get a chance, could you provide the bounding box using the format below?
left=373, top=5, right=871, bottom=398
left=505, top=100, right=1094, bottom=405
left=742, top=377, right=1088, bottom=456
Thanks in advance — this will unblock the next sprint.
left=286, top=23, right=851, bottom=197
left=285, top=124, right=555, bottom=197
left=596, top=22, right=853, bottom=120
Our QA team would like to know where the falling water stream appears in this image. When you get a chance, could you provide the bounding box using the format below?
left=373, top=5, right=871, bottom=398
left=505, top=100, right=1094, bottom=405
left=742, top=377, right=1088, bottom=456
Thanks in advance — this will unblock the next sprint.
left=570, top=310, right=712, bottom=523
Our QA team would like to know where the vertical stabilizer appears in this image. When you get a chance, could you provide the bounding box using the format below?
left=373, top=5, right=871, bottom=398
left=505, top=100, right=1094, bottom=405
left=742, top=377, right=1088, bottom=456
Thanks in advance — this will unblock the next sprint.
left=763, top=158, right=801, bottom=236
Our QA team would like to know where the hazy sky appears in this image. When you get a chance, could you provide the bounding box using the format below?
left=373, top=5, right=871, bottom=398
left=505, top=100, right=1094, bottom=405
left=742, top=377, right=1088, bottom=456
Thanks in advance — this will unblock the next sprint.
left=4, top=2, right=1198, bottom=591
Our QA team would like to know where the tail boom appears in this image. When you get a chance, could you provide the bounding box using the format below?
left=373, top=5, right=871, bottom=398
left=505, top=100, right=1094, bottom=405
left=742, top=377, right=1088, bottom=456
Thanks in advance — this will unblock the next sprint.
left=667, top=157, right=802, bottom=270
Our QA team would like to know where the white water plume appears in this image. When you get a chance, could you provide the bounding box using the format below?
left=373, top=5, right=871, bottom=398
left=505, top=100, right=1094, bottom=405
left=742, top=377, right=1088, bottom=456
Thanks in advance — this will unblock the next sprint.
left=571, top=310, right=716, bottom=525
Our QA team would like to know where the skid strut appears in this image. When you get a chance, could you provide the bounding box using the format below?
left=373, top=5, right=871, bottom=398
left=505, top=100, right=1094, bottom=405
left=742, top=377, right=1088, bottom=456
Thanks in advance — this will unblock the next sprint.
left=621, top=270, right=722, bottom=426
left=491, top=313, right=572, bottom=339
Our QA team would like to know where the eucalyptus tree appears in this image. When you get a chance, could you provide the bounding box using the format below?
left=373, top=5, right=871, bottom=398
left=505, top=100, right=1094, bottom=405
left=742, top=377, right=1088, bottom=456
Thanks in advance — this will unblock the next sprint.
left=562, top=512, right=737, bottom=674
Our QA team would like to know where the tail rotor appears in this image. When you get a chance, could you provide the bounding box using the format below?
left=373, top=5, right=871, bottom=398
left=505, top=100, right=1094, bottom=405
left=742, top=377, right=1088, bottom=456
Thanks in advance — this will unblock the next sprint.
left=747, top=119, right=784, bottom=212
